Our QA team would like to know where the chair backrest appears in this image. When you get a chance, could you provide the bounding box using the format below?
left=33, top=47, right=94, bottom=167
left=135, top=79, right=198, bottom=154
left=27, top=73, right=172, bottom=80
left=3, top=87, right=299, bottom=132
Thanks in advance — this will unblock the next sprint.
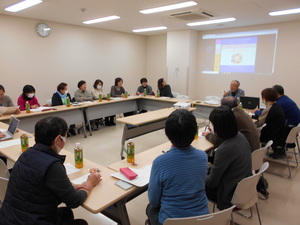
left=231, top=173, right=260, bottom=210
left=163, top=205, right=235, bottom=225
left=0, top=159, right=10, bottom=179
left=258, top=162, right=269, bottom=174
left=286, top=125, right=300, bottom=144
left=252, top=140, right=273, bottom=172
left=0, top=177, right=9, bottom=207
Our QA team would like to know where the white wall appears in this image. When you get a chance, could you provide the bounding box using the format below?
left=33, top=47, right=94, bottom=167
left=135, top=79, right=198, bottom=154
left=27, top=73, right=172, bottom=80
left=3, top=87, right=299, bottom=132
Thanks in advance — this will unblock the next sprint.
left=196, top=20, right=300, bottom=106
left=145, top=35, right=167, bottom=92
left=0, top=15, right=146, bottom=104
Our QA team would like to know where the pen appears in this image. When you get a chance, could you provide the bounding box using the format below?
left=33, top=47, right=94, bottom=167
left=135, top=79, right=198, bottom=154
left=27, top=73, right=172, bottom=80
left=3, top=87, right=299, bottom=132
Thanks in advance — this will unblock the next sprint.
left=204, top=125, right=209, bottom=132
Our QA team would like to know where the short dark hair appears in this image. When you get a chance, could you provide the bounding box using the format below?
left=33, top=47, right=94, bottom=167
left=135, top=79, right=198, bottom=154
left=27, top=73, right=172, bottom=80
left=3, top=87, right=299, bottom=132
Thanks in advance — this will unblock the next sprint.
left=35, top=117, right=68, bottom=146
left=140, top=78, right=147, bottom=84
left=22, top=85, right=35, bottom=94
left=209, top=106, right=238, bottom=140
left=57, top=82, right=67, bottom=92
left=221, top=96, right=238, bottom=109
left=165, top=109, right=197, bottom=147
left=77, top=80, right=86, bottom=89
left=93, top=79, right=103, bottom=89
left=157, top=78, right=164, bottom=89
left=0, top=85, right=5, bottom=92
left=273, top=85, right=284, bottom=95
left=261, top=88, right=277, bottom=102
left=114, top=77, right=123, bottom=86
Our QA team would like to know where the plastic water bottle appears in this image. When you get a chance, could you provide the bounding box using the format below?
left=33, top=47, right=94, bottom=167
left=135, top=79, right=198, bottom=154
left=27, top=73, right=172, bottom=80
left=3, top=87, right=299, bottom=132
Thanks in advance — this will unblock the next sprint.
left=74, top=143, right=83, bottom=168
left=66, top=97, right=70, bottom=107
left=20, top=132, right=29, bottom=152
left=107, top=93, right=111, bottom=101
left=127, top=139, right=135, bottom=163
left=157, top=89, right=160, bottom=97
left=25, top=101, right=30, bottom=113
left=143, top=89, right=147, bottom=96
left=99, top=94, right=102, bottom=102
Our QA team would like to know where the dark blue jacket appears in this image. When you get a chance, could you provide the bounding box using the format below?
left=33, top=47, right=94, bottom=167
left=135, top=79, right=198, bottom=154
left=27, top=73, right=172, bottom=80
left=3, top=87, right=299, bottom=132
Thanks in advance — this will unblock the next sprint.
left=277, top=95, right=300, bottom=126
left=0, top=144, right=65, bottom=225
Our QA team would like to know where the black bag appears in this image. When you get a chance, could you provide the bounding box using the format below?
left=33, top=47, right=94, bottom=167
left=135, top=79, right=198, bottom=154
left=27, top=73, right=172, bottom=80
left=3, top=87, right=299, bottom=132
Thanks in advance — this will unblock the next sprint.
left=257, top=176, right=269, bottom=196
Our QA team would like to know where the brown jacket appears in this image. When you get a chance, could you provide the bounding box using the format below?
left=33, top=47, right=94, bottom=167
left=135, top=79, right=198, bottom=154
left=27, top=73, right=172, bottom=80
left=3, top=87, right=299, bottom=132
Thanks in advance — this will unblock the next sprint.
left=206, top=107, right=260, bottom=152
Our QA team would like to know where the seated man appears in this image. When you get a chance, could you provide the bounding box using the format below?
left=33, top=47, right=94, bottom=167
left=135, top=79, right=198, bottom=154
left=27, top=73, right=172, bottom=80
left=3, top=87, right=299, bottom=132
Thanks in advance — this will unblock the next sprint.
left=273, top=84, right=300, bottom=127
left=223, top=80, right=245, bottom=99
left=136, top=78, right=153, bottom=95
left=203, top=96, right=260, bottom=152
left=146, top=109, right=209, bottom=225
left=205, top=106, right=252, bottom=210
left=0, top=116, right=102, bottom=225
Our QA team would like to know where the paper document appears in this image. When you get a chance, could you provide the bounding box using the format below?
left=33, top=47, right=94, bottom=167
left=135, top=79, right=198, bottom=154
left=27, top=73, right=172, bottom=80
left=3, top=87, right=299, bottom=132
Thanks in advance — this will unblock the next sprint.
left=64, top=163, right=80, bottom=175
left=71, top=174, right=89, bottom=184
left=204, top=100, right=220, bottom=105
left=111, top=97, right=122, bottom=100
left=30, top=107, right=53, bottom=112
left=111, top=164, right=152, bottom=187
left=0, top=139, right=22, bottom=148
left=0, top=106, right=19, bottom=115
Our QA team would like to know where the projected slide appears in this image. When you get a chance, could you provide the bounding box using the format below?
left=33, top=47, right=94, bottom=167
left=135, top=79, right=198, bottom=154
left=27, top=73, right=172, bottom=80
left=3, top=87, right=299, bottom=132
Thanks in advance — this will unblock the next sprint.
left=200, top=29, right=278, bottom=75
left=219, top=37, right=257, bottom=73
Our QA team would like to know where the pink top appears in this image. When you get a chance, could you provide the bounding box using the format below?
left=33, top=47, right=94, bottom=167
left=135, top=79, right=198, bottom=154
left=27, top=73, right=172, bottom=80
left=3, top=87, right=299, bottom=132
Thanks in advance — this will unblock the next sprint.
left=17, top=96, right=40, bottom=111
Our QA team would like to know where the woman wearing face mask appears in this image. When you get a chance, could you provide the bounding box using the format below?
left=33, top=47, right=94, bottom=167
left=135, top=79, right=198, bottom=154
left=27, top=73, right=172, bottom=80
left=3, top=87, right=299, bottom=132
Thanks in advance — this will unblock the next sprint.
left=256, top=88, right=286, bottom=159
left=0, top=117, right=102, bottom=225
left=91, top=79, right=112, bottom=127
left=17, top=84, right=40, bottom=111
left=91, top=79, right=105, bottom=100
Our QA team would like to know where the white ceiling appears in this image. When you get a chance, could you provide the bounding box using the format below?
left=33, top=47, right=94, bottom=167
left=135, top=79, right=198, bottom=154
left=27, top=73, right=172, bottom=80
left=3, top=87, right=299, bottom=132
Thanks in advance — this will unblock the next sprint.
left=1, top=0, right=300, bottom=36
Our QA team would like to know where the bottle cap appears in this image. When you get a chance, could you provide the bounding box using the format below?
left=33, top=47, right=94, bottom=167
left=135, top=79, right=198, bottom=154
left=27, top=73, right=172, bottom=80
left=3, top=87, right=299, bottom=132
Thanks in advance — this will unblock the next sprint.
left=21, top=131, right=26, bottom=134
left=76, top=143, right=81, bottom=147
left=128, top=139, right=133, bottom=142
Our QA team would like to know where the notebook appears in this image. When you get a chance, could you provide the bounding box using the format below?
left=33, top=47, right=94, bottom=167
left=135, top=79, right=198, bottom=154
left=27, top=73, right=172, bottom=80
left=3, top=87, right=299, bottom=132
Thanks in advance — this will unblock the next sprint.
left=240, top=96, right=260, bottom=109
left=0, top=117, right=20, bottom=141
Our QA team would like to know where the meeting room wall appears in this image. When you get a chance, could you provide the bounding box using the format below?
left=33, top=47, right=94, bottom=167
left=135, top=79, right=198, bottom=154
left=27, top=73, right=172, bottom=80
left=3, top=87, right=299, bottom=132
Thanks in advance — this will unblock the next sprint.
left=195, top=20, right=300, bottom=106
left=0, top=14, right=147, bottom=105
left=145, top=35, right=167, bottom=93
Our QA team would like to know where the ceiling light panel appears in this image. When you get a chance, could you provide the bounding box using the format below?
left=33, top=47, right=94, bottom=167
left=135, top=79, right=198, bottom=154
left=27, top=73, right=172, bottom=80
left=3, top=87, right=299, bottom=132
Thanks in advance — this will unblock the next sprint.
left=133, top=26, right=167, bottom=33
left=83, top=16, right=120, bottom=24
left=269, top=8, right=300, bottom=16
left=5, top=0, right=43, bottom=12
left=187, top=17, right=236, bottom=26
left=140, top=1, right=197, bottom=14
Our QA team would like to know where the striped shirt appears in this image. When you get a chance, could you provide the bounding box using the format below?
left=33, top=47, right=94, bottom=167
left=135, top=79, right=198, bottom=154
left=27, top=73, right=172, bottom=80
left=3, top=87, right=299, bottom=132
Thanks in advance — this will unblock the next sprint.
left=148, top=145, right=209, bottom=224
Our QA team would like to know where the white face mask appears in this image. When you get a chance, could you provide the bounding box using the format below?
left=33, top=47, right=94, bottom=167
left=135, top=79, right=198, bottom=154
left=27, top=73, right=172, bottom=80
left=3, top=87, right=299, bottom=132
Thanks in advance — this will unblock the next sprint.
left=27, top=93, right=34, bottom=98
left=97, top=85, right=102, bottom=90
left=64, top=90, right=68, bottom=95
left=55, top=136, right=66, bottom=154
left=209, top=122, right=214, bottom=134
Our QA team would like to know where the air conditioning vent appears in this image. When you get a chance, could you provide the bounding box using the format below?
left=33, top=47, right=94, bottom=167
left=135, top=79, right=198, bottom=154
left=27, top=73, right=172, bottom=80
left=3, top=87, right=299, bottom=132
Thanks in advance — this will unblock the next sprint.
left=170, top=11, right=214, bottom=22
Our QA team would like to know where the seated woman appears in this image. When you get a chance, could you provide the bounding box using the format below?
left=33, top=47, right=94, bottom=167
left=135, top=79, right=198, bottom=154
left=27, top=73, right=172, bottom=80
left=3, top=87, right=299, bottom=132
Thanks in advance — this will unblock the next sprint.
left=157, top=78, right=173, bottom=98
left=74, top=80, right=93, bottom=102
left=256, top=88, right=286, bottom=159
left=110, top=77, right=133, bottom=122
left=146, top=109, right=209, bottom=225
left=0, top=116, right=101, bottom=225
left=205, top=106, right=252, bottom=210
left=52, top=82, right=76, bottom=135
left=17, top=85, right=40, bottom=111
left=91, top=79, right=112, bottom=127
left=0, top=84, right=20, bottom=114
